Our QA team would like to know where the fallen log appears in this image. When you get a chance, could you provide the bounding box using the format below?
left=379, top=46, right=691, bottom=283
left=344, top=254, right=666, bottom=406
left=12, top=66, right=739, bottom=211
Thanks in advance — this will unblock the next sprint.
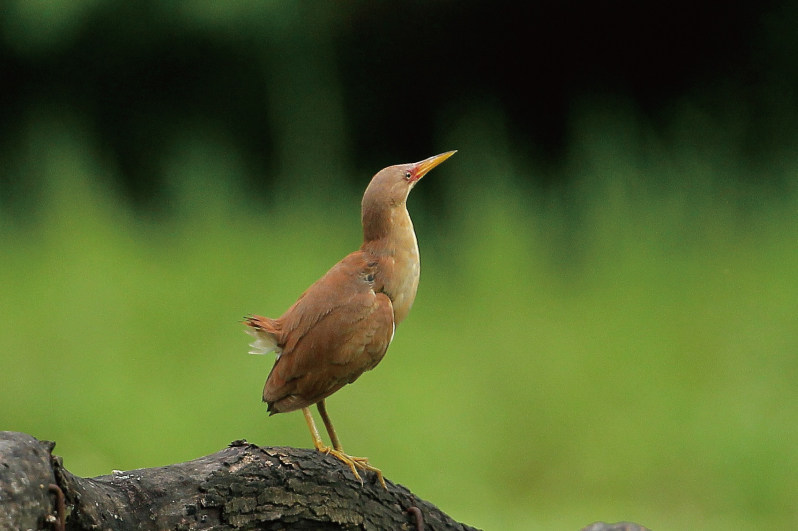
left=0, top=431, right=650, bottom=531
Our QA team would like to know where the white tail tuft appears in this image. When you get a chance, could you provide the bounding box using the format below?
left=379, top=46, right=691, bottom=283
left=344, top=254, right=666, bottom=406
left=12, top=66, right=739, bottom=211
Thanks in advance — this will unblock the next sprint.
left=245, top=328, right=282, bottom=359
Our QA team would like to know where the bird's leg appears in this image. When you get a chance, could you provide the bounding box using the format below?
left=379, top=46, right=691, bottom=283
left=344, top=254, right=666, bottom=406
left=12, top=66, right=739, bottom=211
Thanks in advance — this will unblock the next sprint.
left=316, top=399, right=344, bottom=451
left=316, top=400, right=386, bottom=488
left=301, top=407, right=329, bottom=452
left=302, top=406, right=363, bottom=483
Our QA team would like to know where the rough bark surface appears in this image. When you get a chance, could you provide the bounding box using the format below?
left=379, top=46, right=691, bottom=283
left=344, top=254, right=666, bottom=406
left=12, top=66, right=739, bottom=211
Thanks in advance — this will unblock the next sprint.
left=0, top=432, right=58, bottom=531
left=1, top=431, right=652, bottom=531
left=0, top=432, right=476, bottom=531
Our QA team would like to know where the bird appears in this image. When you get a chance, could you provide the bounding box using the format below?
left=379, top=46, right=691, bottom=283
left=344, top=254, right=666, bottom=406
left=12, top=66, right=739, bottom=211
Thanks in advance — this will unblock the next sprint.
left=244, top=151, right=455, bottom=488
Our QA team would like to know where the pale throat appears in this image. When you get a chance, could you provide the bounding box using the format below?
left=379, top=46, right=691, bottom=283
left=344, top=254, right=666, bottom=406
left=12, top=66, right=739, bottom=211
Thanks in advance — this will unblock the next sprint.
left=384, top=206, right=420, bottom=325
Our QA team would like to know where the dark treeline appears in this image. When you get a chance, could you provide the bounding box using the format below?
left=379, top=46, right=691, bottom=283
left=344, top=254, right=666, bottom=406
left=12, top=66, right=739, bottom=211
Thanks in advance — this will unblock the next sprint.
left=1, top=0, right=795, bottom=211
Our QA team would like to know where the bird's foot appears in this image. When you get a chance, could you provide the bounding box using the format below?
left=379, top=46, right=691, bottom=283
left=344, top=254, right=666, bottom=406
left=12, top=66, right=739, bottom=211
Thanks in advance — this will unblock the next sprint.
left=347, top=454, right=386, bottom=489
left=315, top=445, right=386, bottom=489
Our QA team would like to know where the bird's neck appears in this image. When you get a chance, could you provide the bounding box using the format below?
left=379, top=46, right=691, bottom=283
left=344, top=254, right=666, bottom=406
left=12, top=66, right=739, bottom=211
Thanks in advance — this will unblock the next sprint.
left=361, top=203, right=415, bottom=253
left=361, top=200, right=392, bottom=244
left=361, top=205, right=420, bottom=324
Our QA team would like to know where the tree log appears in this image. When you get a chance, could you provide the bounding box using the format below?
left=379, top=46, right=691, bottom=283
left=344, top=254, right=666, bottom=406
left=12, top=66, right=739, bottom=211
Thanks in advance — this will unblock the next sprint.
left=1, top=431, right=477, bottom=531
left=0, top=432, right=58, bottom=531
left=0, top=431, right=651, bottom=531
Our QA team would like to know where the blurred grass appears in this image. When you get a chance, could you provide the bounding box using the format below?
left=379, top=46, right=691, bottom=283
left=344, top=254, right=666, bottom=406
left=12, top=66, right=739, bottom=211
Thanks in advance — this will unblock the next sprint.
left=2, top=105, right=798, bottom=531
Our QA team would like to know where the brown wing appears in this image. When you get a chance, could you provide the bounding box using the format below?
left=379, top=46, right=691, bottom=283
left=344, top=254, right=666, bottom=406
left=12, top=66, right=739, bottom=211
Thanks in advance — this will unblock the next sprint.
left=261, top=251, right=394, bottom=414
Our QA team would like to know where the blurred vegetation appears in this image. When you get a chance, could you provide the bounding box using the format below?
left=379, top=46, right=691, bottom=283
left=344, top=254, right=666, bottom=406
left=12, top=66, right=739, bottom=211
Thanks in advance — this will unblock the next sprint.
left=2, top=2, right=798, bottom=531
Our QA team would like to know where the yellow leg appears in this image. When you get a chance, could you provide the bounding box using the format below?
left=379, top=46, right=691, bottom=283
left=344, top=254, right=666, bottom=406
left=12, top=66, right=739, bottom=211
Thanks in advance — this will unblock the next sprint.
left=302, top=407, right=327, bottom=451
left=316, top=399, right=343, bottom=451
left=302, top=407, right=362, bottom=483
left=315, top=400, right=386, bottom=489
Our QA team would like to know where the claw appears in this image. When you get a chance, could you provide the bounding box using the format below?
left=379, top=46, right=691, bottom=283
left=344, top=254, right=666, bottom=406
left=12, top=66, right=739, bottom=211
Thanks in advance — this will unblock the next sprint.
left=304, top=405, right=387, bottom=488
left=327, top=448, right=364, bottom=484
left=346, top=455, right=385, bottom=487
left=314, top=444, right=385, bottom=487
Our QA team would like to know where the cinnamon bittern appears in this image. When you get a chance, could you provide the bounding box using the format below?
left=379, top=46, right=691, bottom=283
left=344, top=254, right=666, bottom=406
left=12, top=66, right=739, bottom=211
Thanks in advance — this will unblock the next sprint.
left=245, top=151, right=455, bottom=488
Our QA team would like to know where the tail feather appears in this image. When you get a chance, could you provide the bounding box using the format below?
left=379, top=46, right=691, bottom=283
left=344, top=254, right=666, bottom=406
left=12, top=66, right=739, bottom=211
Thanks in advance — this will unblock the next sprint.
left=243, top=315, right=283, bottom=358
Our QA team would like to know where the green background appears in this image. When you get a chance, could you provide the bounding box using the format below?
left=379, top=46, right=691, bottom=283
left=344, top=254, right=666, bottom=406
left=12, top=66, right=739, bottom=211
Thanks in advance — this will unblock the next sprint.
left=2, top=2, right=798, bottom=530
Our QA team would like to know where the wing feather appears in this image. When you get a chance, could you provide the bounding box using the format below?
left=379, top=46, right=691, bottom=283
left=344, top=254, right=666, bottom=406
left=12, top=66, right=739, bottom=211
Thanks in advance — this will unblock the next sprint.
left=257, top=251, right=395, bottom=413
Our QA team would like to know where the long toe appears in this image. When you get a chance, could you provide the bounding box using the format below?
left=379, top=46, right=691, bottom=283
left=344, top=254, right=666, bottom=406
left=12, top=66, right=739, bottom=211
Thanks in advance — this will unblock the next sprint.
left=326, top=449, right=364, bottom=484
left=317, top=448, right=387, bottom=488
left=345, top=455, right=386, bottom=489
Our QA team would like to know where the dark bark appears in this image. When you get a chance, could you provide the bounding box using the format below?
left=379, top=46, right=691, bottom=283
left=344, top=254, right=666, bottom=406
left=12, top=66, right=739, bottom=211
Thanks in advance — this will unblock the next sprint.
left=1, top=432, right=476, bottom=531
left=1, top=431, right=652, bottom=531
left=0, top=432, right=59, bottom=531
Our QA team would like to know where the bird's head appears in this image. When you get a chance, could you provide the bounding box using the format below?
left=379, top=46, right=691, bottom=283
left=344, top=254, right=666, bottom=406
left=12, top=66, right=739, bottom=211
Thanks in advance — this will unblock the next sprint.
left=363, top=151, right=456, bottom=208
left=361, top=151, right=456, bottom=241
left=361, top=151, right=456, bottom=229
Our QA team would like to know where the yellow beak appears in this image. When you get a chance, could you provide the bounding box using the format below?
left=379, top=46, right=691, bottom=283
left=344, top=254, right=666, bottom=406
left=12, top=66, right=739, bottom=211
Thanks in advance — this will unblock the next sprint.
left=411, top=150, right=457, bottom=181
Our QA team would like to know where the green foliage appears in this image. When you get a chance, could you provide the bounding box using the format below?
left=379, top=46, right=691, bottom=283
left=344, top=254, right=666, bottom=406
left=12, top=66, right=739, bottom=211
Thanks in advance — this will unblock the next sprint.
left=2, top=106, right=797, bottom=531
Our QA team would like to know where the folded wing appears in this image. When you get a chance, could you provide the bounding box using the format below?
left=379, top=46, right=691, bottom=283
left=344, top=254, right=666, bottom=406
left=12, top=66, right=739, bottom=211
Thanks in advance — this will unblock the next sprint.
left=246, top=252, right=395, bottom=414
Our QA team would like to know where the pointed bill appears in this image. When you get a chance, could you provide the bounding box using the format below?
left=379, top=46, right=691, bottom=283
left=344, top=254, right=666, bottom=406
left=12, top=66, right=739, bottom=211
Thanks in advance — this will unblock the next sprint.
left=411, top=150, right=457, bottom=181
